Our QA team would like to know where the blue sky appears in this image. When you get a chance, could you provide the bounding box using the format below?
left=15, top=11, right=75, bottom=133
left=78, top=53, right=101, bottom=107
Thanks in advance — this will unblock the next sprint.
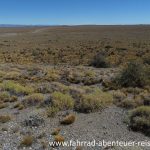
left=0, top=0, right=150, bottom=25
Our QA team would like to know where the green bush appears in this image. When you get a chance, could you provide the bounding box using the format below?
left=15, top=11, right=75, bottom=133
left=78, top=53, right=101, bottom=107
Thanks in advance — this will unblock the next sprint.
left=128, top=106, right=150, bottom=136
left=116, top=61, right=147, bottom=87
left=90, top=53, right=109, bottom=68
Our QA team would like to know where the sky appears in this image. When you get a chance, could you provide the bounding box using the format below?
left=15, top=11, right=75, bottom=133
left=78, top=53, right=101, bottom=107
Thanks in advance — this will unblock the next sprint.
left=0, top=0, right=150, bottom=25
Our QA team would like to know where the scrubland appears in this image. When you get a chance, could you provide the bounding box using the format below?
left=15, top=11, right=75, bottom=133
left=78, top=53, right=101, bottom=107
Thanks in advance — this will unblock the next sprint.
left=0, top=26, right=150, bottom=150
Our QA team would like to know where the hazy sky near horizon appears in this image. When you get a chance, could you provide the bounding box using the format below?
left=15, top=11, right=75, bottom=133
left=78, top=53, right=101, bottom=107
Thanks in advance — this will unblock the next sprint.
left=0, top=0, right=150, bottom=25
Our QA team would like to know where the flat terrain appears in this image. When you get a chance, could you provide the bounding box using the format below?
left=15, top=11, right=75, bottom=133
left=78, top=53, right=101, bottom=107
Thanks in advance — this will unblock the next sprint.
left=0, top=26, right=150, bottom=150
left=0, top=25, right=150, bottom=65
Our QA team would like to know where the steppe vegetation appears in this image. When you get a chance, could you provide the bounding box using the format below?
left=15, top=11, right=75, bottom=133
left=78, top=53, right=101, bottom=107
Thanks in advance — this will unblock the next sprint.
left=0, top=26, right=150, bottom=150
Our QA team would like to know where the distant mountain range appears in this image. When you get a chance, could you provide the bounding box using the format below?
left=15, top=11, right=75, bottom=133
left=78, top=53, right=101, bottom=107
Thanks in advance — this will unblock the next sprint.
left=0, top=24, right=49, bottom=27
left=0, top=24, right=150, bottom=28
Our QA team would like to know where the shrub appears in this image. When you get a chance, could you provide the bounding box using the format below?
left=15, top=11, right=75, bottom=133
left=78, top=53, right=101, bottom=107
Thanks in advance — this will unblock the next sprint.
left=0, top=115, right=11, bottom=123
left=51, top=82, right=70, bottom=93
left=14, top=103, right=24, bottom=110
left=113, top=90, right=126, bottom=103
left=116, top=61, right=146, bottom=87
left=0, top=102, right=8, bottom=109
left=143, top=54, right=150, bottom=65
left=60, top=114, right=76, bottom=125
left=4, top=71, right=21, bottom=80
left=51, top=128, right=61, bottom=135
left=46, top=107, right=59, bottom=118
left=0, top=91, right=10, bottom=102
left=75, top=88, right=113, bottom=113
left=23, top=93, right=45, bottom=106
left=52, top=92, right=74, bottom=110
left=1, top=81, right=34, bottom=95
left=9, top=96, right=18, bottom=103
left=118, top=98, right=143, bottom=109
left=54, top=135, right=65, bottom=143
left=45, top=69, right=60, bottom=81
left=67, top=71, right=84, bottom=84
left=21, top=135, right=34, bottom=147
left=128, top=106, right=150, bottom=135
left=91, top=53, right=109, bottom=68
left=76, top=146, right=82, bottom=150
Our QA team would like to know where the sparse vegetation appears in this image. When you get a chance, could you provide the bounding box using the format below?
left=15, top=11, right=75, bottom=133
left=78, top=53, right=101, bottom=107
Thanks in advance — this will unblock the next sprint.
left=60, top=114, right=76, bottom=125
left=0, top=26, right=150, bottom=149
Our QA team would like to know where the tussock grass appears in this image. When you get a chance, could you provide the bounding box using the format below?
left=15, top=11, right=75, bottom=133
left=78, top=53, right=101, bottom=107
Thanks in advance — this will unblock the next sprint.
left=54, top=135, right=65, bottom=143
left=0, top=102, right=8, bottom=109
left=75, top=88, right=113, bottom=113
left=0, top=115, right=11, bottom=123
left=46, top=107, right=59, bottom=118
left=60, top=114, right=76, bottom=125
left=23, top=93, right=45, bottom=106
left=0, top=91, right=10, bottom=102
left=1, top=81, right=34, bottom=95
left=51, top=128, right=61, bottom=135
left=21, top=135, right=34, bottom=147
left=52, top=92, right=74, bottom=110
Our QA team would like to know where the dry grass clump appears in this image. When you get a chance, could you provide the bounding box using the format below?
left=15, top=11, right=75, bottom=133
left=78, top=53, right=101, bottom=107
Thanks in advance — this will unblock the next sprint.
left=14, top=102, right=24, bottom=110
left=52, top=92, right=74, bottom=110
left=46, top=107, right=59, bottom=118
left=9, top=96, right=18, bottom=103
left=0, top=115, right=11, bottom=123
left=0, top=102, right=8, bottom=109
left=4, top=71, right=21, bottom=80
left=118, top=97, right=143, bottom=109
left=67, top=69, right=100, bottom=85
left=60, top=114, right=76, bottom=125
left=23, top=93, right=45, bottom=106
left=51, top=82, right=70, bottom=93
left=127, top=106, right=150, bottom=136
left=20, top=135, right=34, bottom=147
left=54, top=135, right=65, bottom=143
left=113, top=90, right=126, bottom=102
left=75, top=88, right=113, bottom=113
left=0, top=70, right=6, bottom=78
left=75, top=146, right=82, bottom=150
left=0, top=91, right=10, bottom=102
left=45, top=68, right=60, bottom=81
left=67, top=71, right=84, bottom=84
left=51, top=128, right=61, bottom=135
left=83, top=70, right=101, bottom=85
left=1, top=80, right=34, bottom=95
